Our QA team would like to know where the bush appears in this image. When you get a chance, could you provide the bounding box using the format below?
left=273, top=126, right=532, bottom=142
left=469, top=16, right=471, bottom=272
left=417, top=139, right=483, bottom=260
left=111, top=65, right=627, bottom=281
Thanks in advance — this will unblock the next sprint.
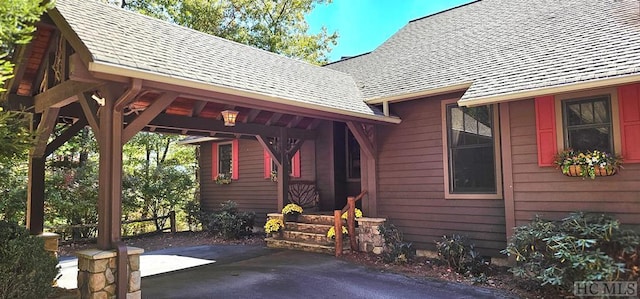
left=378, top=223, right=414, bottom=264
left=200, top=201, right=255, bottom=239
left=502, top=212, right=640, bottom=291
left=0, top=221, right=59, bottom=299
left=183, top=200, right=201, bottom=231
left=435, top=234, right=488, bottom=277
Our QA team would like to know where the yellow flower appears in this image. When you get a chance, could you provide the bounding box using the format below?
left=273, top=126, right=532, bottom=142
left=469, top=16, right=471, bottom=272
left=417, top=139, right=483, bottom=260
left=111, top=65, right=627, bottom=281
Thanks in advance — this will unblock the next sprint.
left=264, top=218, right=284, bottom=233
left=282, top=203, right=303, bottom=215
left=326, top=226, right=348, bottom=238
left=341, top=208, right=363, bottom=219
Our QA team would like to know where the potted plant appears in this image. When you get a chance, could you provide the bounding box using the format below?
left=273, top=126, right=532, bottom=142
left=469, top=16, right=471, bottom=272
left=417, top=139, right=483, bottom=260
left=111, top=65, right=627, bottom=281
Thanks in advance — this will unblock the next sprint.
left=326, top=225, right=348, bottom=239
left=341, top=208, right=363, bottom=220
left=214, top=173, right=232, bottom=184
left=264, top=218, right=284, bottom=238
left=554, top=149, right=623, bottom=179
left=281, top=203, right=303, bottom=222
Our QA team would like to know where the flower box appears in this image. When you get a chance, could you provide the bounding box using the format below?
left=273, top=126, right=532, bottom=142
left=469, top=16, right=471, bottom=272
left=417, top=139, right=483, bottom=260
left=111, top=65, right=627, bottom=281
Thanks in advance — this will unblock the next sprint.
left=555, top=149, right=622, bottom=179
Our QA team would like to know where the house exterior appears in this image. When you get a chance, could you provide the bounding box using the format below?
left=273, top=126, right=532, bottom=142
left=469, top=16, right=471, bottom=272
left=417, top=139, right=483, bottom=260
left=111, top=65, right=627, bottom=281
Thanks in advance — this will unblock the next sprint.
left=2, top=0, right=639, bottom=261
left=198, top=0, right=640, bottom=256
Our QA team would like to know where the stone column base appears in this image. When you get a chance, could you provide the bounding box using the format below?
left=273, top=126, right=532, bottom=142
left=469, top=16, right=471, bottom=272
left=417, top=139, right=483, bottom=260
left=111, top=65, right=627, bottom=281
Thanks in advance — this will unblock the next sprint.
left=356, top=217, right=386, bottom=254
left=37, top=232, right=60, bottom=257
left=76, top=247, right=144, bottom=299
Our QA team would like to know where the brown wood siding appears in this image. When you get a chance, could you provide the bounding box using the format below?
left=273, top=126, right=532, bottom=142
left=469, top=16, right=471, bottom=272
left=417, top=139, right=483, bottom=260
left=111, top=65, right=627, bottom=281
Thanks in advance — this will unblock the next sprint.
left=377, top=99, right=506, bottom=256
left=314, top=121, right=337, bottom=211
left=509, top=99, right=640, bottom=227
left=199, top=138, right=316, bottom=224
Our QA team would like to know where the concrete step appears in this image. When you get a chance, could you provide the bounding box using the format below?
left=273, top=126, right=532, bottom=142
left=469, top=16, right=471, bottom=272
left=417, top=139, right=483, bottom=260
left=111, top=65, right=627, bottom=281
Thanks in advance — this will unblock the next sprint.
left=266, top=238, right=350, bottom=255
left=282, top=231, right=331, bottom=245
left=285, top=222, right=333, bottom=234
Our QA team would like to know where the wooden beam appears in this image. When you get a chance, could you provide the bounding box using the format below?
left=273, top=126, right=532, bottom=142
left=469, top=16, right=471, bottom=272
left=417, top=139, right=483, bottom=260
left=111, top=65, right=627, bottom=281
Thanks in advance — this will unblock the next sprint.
left=68, top=53, right=103, bottom=83
left=346, top=121, right=375, bottom=159
left=79, top=92, right=99, bottom=135
left=286, top=139, right=303, bottom=157
left=265, top=113, right=282, bottom=126
left=257, top=135, right=281, bottom=167
left=245, top=109, right=261, bottom=123
left=32, top=107, right=60, bottom=157
left=277, top=128, right=290, bottom=210
left=191, top=100, right=207, bottom=117
left=146, top=114, right=316, bottom=140
left=122, top=91, right=177, bottom=143
left=45, top=117, right=87, bottom=157
left=6, top=44, right=33, bottom=95
left=34, top=80, right=99, bottom=112
left=287, top=116, right=303, bottom=128
left=4, top=94, right=34, bottom=111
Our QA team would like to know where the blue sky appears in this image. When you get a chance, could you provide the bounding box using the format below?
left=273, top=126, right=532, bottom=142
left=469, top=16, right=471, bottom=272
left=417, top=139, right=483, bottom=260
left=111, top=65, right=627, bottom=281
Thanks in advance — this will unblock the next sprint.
left=306, top=0, right=475, bottom=62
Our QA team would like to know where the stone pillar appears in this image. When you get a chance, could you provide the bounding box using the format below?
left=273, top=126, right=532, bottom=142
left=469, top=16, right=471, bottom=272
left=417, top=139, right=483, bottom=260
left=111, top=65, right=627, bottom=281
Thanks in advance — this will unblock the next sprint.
left=37, top=232, right=60, bottom=257
left=356, top=217, right=386, bottom=255
left=76, top=247, right=143, bottom=299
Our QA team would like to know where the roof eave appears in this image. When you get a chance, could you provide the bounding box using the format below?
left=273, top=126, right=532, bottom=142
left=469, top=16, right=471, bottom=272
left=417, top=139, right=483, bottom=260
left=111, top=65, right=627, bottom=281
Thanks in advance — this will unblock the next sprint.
left=458, top=74, right=640, bottom=107
left=88, top=61, right=402, bottom=125
left=365, top=82, right=473, bottom=105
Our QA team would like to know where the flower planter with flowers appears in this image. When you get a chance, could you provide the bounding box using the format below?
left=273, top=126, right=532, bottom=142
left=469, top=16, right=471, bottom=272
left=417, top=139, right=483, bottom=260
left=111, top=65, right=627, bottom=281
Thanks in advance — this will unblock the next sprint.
left=554, top=149, right=623, bottom=179
left=281, top=203, right=303, bottom=222
left=264, top=218, right=284, bottom=238
left=326, top=225, right=348, bottom=240
left=214, top=173, right=232, bottom=184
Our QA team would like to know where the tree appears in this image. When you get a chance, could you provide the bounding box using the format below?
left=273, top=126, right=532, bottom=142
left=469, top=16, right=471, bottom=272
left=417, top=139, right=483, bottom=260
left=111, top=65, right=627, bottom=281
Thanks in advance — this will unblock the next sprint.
left=122, top=0, right=338, bottom=64
left=0, top=0, right=53, bottom=222
left=122, top=132, right=196, bottom=231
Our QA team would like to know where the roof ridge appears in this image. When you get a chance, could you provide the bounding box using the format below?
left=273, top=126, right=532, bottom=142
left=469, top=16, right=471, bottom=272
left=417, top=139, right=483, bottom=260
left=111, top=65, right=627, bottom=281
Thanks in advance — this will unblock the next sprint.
left=324, top=52, right=371, bottom=66
left=409, top=0, right=481, bottom=23
left=63, top=0, right=341, bottom=72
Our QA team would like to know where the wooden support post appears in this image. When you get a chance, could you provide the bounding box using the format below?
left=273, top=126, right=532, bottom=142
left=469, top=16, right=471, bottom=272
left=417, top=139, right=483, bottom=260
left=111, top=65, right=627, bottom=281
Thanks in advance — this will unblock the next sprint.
left=347, top=196, right=357, bottom=251
left=277, top=128, right=290, bottom=211
left=26, top=156, right=45, bottom=235
left=334, top=210, right=343, bottom=257
left=346, top=122, right=378, bottom=217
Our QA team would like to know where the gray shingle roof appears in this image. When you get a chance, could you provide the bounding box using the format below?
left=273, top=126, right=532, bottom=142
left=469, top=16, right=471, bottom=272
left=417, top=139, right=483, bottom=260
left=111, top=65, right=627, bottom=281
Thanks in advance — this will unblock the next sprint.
left=326, top=0, right=640, bottom=105
left=54, top=0, right=390, bottom=120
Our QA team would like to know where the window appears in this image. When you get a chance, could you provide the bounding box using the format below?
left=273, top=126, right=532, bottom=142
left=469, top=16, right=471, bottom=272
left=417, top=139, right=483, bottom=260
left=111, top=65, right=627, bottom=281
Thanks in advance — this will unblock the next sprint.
left=346, top=128, right=361, bottom=180
left=562, top=96, right=613, bottom=153
left=218, top=143, right=233, bottom=175
left=263, top=150, right=301, bottom=179
left=442, top=99, right=502, bottom=199
left=211, top=139, right=239, bottom=180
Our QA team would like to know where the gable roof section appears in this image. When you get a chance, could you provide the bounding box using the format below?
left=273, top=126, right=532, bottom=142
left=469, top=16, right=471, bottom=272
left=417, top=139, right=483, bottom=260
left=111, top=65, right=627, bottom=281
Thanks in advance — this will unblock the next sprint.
left=326, top=0, right=640, bottom=106
left=52, top=0, right=398, bottom=123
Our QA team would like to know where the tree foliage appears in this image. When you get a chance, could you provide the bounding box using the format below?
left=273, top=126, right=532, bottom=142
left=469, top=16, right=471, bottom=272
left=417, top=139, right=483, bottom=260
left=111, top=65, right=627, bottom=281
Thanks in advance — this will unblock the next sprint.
left=122, top=132, right=196, bottom=230
left=122, top=0, right=337, bottom=64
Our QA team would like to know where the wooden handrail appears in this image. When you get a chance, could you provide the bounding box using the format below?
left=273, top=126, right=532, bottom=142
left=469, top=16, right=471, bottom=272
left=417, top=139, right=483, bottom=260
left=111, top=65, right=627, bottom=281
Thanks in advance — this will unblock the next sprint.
left=335, top=191, right=367, bottom=256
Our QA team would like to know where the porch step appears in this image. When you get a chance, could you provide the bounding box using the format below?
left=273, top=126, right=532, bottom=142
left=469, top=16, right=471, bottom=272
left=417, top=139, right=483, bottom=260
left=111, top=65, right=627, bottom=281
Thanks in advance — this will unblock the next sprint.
left=293, top=214, right=337, bottom=226
left=285, top=222, right=333, bottom=234
left=266, top=238, right=348, bottom=255
left=282, top=231, right=331, bottom=245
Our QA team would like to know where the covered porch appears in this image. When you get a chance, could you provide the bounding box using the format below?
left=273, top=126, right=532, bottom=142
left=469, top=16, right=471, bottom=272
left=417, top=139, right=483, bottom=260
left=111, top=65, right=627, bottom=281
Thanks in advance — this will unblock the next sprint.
left=3, top=1, right=398, bottom=298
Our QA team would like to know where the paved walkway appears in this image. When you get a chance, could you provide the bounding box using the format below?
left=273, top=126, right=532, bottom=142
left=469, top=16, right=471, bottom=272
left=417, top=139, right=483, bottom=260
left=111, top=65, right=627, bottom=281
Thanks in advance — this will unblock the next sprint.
left=141, top=245, right=518, bottom=299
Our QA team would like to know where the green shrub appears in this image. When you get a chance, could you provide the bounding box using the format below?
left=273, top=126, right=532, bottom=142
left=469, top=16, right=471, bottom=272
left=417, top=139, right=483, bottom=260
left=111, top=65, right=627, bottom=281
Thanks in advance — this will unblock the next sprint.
left=200, top=201, right=255, bottom=239
left=502, top=212, right=640, bottom=291
left=435, top=234, right=488, bottom=277
left=378, top=223, right=414, bottom=264
left=183, top=200, right=201, bottom=231
left=0, top=221, right=59, bottom=299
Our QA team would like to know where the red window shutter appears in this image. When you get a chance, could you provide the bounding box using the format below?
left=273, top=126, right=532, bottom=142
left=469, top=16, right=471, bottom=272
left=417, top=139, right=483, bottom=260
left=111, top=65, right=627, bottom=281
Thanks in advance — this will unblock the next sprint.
left=211, top=143, right=218, bottom=180
left=263, top=149, right=271, bottom=179
left=535, top=96, right=557, bottom=166
left=292, top=151, right=301, bottom=178
left=618, top=83, right=640, bottom=163
left=231, top=139, right=239, bottom=180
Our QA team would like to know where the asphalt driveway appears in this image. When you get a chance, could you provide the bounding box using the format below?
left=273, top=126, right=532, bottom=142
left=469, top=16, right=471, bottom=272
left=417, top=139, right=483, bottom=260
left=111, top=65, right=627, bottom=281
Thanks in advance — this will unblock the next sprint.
left=142, top=245, right=518, bottom=299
